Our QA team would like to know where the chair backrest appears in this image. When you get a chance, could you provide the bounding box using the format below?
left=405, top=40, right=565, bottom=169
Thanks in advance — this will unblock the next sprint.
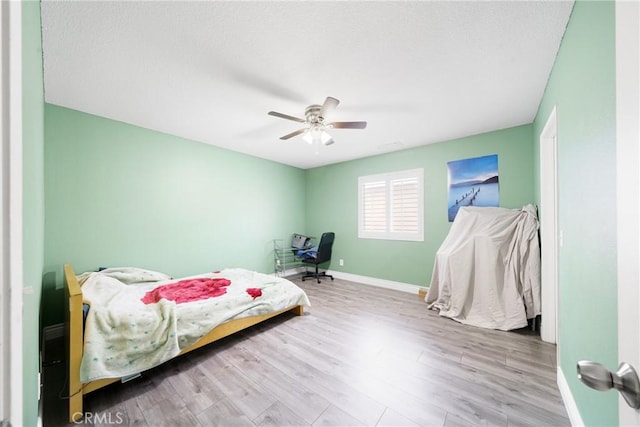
left=315, top=232, right=335, bottom=264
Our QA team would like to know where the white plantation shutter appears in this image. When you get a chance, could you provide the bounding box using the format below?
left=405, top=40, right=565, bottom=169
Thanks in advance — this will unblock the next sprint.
left=358, top=169, right=423, bottom=241
left=362, top=181, right=387, bottom=233
left=391, top=177, right=419, bottom=232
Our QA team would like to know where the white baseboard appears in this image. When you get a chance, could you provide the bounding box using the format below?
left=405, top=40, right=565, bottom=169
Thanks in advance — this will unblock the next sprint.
left=326, top=270, right=424, bottom=295
left=37, top=390, right=43, bottom=427
left=42, top=323, right=64, bottom=342
left=275, top=267, right=427, bottom=296
left=558, top=366, right=584, bottom=426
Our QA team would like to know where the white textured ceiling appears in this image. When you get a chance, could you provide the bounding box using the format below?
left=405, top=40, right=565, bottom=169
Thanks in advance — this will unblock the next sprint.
left=41, top=1, right=574, bottom=169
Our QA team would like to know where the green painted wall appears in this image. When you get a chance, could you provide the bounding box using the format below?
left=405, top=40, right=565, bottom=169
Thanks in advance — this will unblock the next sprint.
left=22, top=1, right=45, bottom=425
left=305, top=124, right=534, bottom=286
left=533, top=1, right=617, bottom=425
left=43, top=105, right=306, bottom=327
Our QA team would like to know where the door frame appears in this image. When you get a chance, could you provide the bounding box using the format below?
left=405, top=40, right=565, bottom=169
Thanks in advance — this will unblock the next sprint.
left=0, top=1, right=8, bottom=420
left=616, top=0, right=640, bottom=425
left=0, top=2, right=24, bottom=425
left=540, top=106, right=559, bottom=345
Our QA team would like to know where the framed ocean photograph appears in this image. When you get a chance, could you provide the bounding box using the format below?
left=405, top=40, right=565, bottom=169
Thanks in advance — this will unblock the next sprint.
left=447, top=154, right=499, bottom=222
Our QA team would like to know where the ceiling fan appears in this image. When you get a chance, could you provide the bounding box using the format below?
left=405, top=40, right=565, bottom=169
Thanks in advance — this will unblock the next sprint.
left=268, top=97, right=367, bottom=146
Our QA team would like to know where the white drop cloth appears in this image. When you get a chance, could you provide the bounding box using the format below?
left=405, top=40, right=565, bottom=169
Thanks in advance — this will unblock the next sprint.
left=425, top=205, right=541, bottom=331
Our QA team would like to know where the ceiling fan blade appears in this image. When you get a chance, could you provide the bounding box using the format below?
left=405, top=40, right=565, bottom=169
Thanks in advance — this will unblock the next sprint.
left=280, top=128, right=307, bottom=140
left=328, top=121, right=367, bottom=129
left=268, top=111, right=306, bottom=123
left=320, top=97, right=340, bottom=117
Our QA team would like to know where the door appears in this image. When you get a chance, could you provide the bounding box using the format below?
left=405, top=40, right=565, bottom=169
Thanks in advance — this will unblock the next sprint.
left=0, top=1, right=8, bottom=420
left=616, top=1, right=639, bottom=424
left=1, top=2, right=24, bottom=425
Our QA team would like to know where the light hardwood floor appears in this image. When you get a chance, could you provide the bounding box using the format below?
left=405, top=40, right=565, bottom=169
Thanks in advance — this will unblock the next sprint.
left=42, top=276, right=570, bottom=426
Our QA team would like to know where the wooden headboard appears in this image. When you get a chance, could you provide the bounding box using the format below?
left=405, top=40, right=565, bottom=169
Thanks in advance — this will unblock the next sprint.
left=64, top=264, right=84, bottom=422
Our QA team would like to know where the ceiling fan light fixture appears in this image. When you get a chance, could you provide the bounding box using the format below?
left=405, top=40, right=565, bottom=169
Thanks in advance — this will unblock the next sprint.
left=302, top=127, right=332, bottom=146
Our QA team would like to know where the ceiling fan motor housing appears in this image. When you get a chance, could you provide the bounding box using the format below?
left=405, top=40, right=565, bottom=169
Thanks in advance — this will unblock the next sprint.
left=304, top=104, right=325, bottom=125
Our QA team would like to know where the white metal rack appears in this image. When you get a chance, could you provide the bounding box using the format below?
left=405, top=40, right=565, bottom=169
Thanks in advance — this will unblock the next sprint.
left=273, top=239, right=305, bottom=277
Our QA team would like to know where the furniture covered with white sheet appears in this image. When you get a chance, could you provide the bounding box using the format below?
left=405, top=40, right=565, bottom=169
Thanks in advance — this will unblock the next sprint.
left=425, top=204, right=541, bottom=331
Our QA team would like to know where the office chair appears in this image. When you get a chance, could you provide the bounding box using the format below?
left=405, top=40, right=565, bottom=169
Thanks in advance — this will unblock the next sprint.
left=301, top=232, right=335, bottom=283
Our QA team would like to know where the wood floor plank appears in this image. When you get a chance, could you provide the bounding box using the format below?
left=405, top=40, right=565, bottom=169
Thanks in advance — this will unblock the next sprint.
left=253, top=401, right=309, bottom=427
left=195, top=397, right=256, bottom=427
left=506, top=352, right=558, bottom=380
left=459, top=352, right=562, bottom=396
left=199, top=362, right=277, bottom=420
left=130, top=370, right=181, bottom=412
left=376, top=408, right=421, bottom=427
left=140, top=396, right=201, bottom=427
left=312, top=404, right=367, bottom=427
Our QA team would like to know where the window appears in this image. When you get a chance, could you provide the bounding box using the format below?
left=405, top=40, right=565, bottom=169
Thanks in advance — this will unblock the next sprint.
left=358, top=168, right=424, bottom=241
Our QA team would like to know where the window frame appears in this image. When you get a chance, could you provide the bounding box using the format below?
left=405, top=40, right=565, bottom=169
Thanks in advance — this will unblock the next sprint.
left=357, top=168, right=424, bottom=242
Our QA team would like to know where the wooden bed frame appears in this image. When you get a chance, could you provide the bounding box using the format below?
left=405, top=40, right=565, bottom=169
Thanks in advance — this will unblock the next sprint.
left=64, top=264, right=304, bottom=423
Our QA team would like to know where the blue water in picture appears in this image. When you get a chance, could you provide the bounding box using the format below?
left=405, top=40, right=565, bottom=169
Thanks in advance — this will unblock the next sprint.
left=447, top=182, right=499, bottom=222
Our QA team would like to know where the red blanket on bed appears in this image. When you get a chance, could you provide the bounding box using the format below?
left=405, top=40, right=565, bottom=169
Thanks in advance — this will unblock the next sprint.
left=141, top=278, right=231, bottom=305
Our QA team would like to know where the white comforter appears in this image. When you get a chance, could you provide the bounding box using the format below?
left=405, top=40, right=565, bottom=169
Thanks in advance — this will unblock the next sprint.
left=78, top=268, right=310, bottom=382
left=425, top=205, right=541, bottom=331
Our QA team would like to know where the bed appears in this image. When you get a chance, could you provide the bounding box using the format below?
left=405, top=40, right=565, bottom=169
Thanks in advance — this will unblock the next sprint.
left=64, top=264, right=310, bottom=422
